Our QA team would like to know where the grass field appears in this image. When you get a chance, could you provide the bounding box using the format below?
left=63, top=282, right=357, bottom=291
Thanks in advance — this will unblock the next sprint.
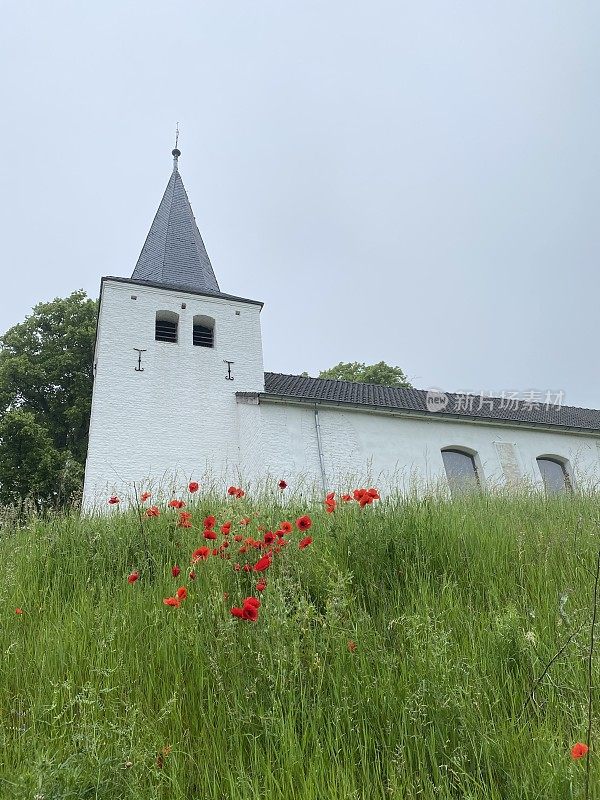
left=1, top=489, right=599, bottom=799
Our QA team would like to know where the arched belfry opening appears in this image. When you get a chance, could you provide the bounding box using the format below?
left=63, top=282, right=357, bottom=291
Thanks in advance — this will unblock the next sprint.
left=193, top=314, right=215, bottom=348
left=155, top=310, right=179, bottom=343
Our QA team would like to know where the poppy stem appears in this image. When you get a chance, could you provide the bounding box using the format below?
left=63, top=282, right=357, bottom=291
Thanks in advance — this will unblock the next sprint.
left=518, top=623, right=584, bottom=720
left=132, top=481, right=145, bottom=539
left=585, top=546, right=600, bottom=800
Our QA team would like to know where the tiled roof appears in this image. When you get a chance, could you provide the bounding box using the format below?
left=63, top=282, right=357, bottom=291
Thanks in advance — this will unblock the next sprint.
left=260, top=373, right=600, bottom=432
left=131, top=157, right=220, bottom=294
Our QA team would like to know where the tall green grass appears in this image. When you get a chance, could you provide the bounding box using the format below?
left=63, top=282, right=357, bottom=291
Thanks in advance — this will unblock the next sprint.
left=1, top=493, right=599, bottom=799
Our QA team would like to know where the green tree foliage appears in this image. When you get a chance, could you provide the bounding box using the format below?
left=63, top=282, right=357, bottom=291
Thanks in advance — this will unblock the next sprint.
left=0, top=291, right=97, bottom=506
left=318, top=361, right=412, bottom=387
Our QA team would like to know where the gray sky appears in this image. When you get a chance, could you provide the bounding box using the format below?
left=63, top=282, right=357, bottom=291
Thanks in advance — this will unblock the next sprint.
left=1, top=1, right=598, bottom=407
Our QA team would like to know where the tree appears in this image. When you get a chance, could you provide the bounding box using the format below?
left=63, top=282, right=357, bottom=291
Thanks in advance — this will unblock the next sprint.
left=317, top=361, right=412, bottom=387
left=0, top=291, right=97, bottom=506
left=0, top=410, right=83, bottom=508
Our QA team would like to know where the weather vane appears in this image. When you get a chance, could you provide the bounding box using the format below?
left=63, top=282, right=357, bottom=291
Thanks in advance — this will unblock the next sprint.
left=172, top=122, right=181, bottom=168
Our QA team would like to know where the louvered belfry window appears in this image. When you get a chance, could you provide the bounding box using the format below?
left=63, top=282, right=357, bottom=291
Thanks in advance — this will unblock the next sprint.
left=193, top=315, right=215, bottom=348
left=155, top=311, right=179, bottom=343
left=193, top=324, right=213, bottom=347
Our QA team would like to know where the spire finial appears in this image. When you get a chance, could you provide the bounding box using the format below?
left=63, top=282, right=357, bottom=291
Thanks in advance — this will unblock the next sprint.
left=172, top=122, right=181, bottom=170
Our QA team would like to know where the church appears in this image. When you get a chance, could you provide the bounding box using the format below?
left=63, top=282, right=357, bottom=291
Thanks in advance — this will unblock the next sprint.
left=82, top=148, right=600, bottom=507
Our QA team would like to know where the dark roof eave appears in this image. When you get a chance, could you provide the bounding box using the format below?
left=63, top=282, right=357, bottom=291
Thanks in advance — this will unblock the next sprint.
left=248, top=392, right=600, bottom=436
left=101, top=276, right=264, bottom=308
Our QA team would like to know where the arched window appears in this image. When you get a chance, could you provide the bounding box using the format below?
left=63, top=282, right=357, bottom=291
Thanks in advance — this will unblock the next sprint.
left=193, top=314, right=215, bottom=348
left=441, top=448, right=480, bottom=496
left=536, top=456, right=572, bottom=494
left=155, top=310, right=178, bottom=343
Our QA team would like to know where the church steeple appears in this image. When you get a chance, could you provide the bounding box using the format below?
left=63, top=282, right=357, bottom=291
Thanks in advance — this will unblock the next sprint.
left=131, top=147, right=220, bottom=294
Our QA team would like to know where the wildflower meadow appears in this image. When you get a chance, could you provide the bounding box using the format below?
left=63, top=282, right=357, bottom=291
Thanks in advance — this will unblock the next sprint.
left=2, top=484, right=600, bottom=799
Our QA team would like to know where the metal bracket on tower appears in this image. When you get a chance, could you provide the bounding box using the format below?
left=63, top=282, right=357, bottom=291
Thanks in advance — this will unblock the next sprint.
left=224, top=360, right=234, bottom=381
left=134, top=348, right=147, bottom=372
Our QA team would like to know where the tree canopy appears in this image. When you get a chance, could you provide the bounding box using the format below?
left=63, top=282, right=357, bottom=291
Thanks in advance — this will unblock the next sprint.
left=0, top=291, right=97, bottom=507
left=318, top=361, right=412, bottom=387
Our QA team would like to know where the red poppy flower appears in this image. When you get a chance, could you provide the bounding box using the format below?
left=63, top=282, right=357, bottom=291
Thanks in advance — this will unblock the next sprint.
left=15, top=607, right=23, bottom=615
left=230, top=606, right=244, bottom=618
left=243, top=564, right=251, bottom=572
left=341, top=494, right=352, bottom=502
left=243, top=596, right=261, bottom=609
left=299, top=536, right=313, bottom=549
left=177, top=511, right=192, bottom=528
left=264, top=532, right=275, bottom=545
left=171, top=565, right=181, bottom=577
left=140, top=491, right=152, bottom=502
left=221, top=521, right=231, bottom=534
left=278, top=480, right=287, bottom=490
left=192, top=547, right=210, bottom=562
left=145, top=506, right=160, bottom=517
left=280, top=521, right=293, bottom=534
left=189, top=570, right=196, bottom=580
left=188, top=481, right=199, bottom=493
left=212, top=548, right=218, bottom=556
left=253, top=554, right=272, bottom=572
left=359, top=496, right=372, bottom=508
left=256, top=579, right=267, bottom=592
left=163, top=596, right=181, bottom=608
left=367, top=488, right=380, bottom=499
left=168, top=499, right=185, bottom=509
left=233, top=534, right=243, bottom=542
left=296, top=515, right=312, bottom=531
left=203, top=529, right=217, bottom=540
left=127, top=571, right=139, bottom=584
left=325, top=494, right=336, bottom=513
left=176, top=586, right=188, bottom=600
left=108, top=496, right=120, bottom=505
left=203, top=515, right=216, bottom=529
left=571, top=743, right=589, bottom=759
left=221, top=540, right=229, bottom=549
left=240, top=517, right=251, bottom=526
left=227, top=486, right=238, bottom=496
left=353, top=489, right=366, bottom=501
left=242, top=604, right=259, bottom=621
left=236, top=488, right=245, bottom=498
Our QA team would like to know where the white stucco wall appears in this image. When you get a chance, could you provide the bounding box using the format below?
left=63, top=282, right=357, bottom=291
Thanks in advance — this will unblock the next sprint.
left=84, top=278, right=600, bottom=508
left=241, top=400, right=600, bottom=497
left=82, top=279, right=265, bottom=508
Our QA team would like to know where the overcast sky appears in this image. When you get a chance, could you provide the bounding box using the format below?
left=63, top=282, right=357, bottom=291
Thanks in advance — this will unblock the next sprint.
left=1, top=2, right=598, bottom=407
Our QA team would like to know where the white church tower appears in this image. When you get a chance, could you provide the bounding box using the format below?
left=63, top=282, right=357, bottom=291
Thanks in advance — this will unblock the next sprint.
left=83, top=147, right=265, bottom=507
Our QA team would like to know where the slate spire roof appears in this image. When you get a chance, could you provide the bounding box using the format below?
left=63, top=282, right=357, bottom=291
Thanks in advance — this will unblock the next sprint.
left=131, top=149, right=220, bottom=293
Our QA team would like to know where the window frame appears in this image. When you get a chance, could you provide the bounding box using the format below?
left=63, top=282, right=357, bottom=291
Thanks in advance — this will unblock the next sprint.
left=536, top=455, right=573, bottom=495
left=441, top=447, right=482, bottom=497
left=192, top=314, right=215, bottom=348
left=155, top=310, right=179, bottom=344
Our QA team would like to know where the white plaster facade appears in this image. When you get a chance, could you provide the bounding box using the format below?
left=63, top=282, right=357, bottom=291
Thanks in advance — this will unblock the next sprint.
left=83, top=276, right=600, bottom=508
left=83, top=278, right=265, bottom=506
